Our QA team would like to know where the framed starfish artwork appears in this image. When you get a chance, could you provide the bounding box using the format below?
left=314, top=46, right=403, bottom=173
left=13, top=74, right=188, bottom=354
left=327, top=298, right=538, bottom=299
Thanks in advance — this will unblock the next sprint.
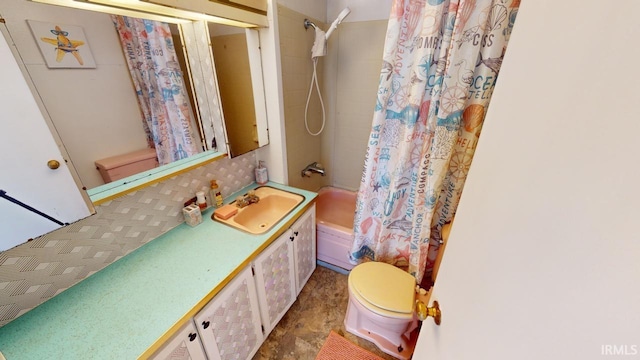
left=27, top=20, right=96, bottom=69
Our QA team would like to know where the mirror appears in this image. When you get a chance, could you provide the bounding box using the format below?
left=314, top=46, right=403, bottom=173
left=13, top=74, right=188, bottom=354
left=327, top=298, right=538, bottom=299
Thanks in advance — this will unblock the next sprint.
left=209, top=23, right=264, bottom=157
left=1, top=1, right=268, bottom=198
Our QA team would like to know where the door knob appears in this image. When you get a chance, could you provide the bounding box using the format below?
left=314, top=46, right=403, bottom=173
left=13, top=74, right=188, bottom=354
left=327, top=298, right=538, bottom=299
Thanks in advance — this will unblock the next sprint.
left=416, top=300, right=441, bottom=325
left=47, top=160, right=60, bottom=170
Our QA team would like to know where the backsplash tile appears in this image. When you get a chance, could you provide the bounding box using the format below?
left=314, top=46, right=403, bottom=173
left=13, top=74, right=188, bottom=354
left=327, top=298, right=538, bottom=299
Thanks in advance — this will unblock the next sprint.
left=0, top=152, right=256, bottom=327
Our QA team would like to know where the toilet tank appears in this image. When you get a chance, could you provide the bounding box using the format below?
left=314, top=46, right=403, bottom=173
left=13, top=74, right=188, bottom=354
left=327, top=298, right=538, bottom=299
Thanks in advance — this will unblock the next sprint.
left=95, top=148, right=159, bottom=183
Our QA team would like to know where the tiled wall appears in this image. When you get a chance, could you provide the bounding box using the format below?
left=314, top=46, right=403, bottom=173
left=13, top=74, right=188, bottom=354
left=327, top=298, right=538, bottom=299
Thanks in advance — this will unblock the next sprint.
left=278, top=3, right=388, bottom=192
left=331, top=20, right=388, bottom=191
left=0, top=152, right=256, bottom=327
left=278, top=5, right=330, bottom=192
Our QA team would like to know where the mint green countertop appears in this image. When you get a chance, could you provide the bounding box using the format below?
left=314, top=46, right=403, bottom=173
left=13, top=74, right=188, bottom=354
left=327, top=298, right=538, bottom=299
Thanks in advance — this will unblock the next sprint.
left=0, top=182, right=316, bottom=359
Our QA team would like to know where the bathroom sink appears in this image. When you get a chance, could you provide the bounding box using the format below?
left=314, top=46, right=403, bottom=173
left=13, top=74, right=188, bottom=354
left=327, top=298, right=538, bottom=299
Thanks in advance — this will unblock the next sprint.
left=213, top=186, right=304, bottom=234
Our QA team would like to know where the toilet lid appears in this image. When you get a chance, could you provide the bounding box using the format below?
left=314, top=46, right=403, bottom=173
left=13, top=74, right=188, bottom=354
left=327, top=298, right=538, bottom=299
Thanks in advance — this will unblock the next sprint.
left=350, top=262, right=416, bottom=314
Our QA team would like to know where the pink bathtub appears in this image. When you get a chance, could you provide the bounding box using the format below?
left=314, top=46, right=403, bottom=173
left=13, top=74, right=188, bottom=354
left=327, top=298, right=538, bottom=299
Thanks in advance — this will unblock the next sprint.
left=316, top=187, right=356, bottom=271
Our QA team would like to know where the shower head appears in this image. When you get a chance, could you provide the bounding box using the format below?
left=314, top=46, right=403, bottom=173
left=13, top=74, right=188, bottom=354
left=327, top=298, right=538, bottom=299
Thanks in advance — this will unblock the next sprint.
left=304, top=7, right=351, bottom=59
left=325, top=7, right=351, bottom=40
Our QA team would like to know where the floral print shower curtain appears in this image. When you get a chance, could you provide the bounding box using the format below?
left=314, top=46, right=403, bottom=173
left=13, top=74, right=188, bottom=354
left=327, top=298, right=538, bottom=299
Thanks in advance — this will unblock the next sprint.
left=112, top=16, right=200, bottom=166
left=350, top=0, right=520, bottom=282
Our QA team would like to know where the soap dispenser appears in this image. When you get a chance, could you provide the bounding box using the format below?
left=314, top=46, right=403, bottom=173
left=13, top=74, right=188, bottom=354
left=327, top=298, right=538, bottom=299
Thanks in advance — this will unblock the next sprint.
left=255, top=161, right=268, bottom=185
left=210, top=180, right=223, bottom=208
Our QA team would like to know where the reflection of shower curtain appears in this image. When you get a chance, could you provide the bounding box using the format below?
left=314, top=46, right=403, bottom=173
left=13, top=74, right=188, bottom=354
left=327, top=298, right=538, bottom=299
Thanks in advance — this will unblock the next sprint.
left=112, top=16, right=199, bottom=166
left=350, top=0, right=520, bottom=282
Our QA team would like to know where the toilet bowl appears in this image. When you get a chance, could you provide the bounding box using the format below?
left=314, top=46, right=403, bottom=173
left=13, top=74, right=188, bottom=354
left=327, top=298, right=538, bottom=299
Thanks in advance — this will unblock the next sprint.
left=344, top=221, right=453, bottom=359
left=344, top=261, right=419, bottom=359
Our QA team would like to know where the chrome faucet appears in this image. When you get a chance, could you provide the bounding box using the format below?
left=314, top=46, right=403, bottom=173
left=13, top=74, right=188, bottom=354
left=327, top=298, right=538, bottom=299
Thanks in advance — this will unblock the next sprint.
left=235, top=190, right=260, bottom=208
left=301, top=162, right=325, bottom=177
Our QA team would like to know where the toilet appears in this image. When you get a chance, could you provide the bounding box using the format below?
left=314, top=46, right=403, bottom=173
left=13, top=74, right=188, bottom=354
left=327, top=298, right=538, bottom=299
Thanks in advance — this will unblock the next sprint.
left=94, top=148, right=159, bottom=183
left=345, top=222, right=453, bottom=359
left=344, top=261, right=419, bottom=359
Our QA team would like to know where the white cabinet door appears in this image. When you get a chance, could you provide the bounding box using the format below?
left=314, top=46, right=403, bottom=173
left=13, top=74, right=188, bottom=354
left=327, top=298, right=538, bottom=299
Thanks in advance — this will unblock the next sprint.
left=252, top=229, right=296, bottom=336
left=291, top=205, right=316, bottom=295
left=194, top=266, right=263, bottom=360
left=150, top=321, right=207, bottom=360
left=0, top=26, right=91, bottom=251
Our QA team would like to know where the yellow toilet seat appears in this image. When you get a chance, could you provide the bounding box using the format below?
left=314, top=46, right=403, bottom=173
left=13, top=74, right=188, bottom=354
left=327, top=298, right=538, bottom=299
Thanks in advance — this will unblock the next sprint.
left=348, top=262, right=416, bottom=319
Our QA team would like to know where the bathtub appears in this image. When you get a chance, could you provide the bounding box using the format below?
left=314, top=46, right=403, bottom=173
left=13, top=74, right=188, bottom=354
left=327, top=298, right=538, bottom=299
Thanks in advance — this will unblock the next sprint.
left=316, top=187, right=356, bottom=271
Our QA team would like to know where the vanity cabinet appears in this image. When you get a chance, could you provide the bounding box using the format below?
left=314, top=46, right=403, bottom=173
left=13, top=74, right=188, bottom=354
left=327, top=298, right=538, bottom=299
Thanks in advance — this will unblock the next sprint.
left=153, top=205, right=316, bottom=360
left=251, top=204, right=316, bottom=335
left=194, top=265, right=264, bottom=360
left=291, top=204, right=316, bottom=295
left=150, top=321, right=207, bottom=360
left=253, top=228, right=297, bottom=336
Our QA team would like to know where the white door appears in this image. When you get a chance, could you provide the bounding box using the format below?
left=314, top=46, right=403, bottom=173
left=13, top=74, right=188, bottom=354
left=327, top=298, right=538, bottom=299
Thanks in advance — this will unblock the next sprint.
left=0, top=25, right=92, bottom=250
left=414, top=2, right=640, bottom=359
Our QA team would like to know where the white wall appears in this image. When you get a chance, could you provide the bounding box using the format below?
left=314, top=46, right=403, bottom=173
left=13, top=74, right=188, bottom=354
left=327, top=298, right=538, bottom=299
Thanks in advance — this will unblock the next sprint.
left=327, top=0, right=392, bottom=22
left=275, top=0, right=390, bottom=25
left=277, top=0, right=326, bottom=22
left=415, top=1, right=640, bottom=358
left=255, top=0, right=290, bottom=184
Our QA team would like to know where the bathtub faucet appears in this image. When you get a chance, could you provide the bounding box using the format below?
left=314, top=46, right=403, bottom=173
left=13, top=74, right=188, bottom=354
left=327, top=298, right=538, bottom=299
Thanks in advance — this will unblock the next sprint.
left=301, top=162, right=325, bottom=177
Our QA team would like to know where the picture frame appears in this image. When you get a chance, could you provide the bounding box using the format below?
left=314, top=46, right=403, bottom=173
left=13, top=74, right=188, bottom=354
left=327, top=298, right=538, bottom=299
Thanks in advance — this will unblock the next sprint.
left=27, top=20, right=96, bottom=69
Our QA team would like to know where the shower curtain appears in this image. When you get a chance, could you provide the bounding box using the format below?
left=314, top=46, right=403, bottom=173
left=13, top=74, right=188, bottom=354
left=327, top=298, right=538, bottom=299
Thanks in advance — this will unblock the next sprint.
left=350, top=0, right=520, bottom=282
left=112, top=16, right=200, bottom=166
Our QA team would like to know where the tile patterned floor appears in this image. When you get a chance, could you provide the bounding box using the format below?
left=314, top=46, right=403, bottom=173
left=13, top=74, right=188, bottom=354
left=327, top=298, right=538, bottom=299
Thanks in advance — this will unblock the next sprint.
left=252, top=265, right=398, bottom=360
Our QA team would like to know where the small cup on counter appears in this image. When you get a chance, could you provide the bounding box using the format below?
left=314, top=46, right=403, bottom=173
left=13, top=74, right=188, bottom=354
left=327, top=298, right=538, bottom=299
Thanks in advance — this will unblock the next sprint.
left=182, top=204, right=203, bottom=227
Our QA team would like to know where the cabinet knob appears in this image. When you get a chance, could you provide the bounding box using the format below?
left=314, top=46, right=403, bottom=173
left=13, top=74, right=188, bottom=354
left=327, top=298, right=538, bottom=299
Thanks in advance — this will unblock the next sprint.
left=294, top=231, right=299, bottom=236
left=290, top=236, right=294, bottom=242
left=47, top=160, right=60, bottom=170
left=202, top=320, right=210, bottom=329
left=188, top=333, right=197, bottom=342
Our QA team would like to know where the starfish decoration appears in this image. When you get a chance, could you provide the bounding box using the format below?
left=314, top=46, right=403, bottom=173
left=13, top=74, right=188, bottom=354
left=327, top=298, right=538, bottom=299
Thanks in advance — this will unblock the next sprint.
left=373, top=182, right=382, bottom=192
left=40, top=25, right=85, bottom=65
left=396, top=243, right=411, bottom=262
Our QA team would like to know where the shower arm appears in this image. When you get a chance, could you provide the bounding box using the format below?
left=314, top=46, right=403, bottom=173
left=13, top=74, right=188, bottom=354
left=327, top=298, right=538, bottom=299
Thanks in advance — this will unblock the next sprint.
left=303, top=7, right=351, bottom=39
left=303, top=19, right=317, bottom=30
